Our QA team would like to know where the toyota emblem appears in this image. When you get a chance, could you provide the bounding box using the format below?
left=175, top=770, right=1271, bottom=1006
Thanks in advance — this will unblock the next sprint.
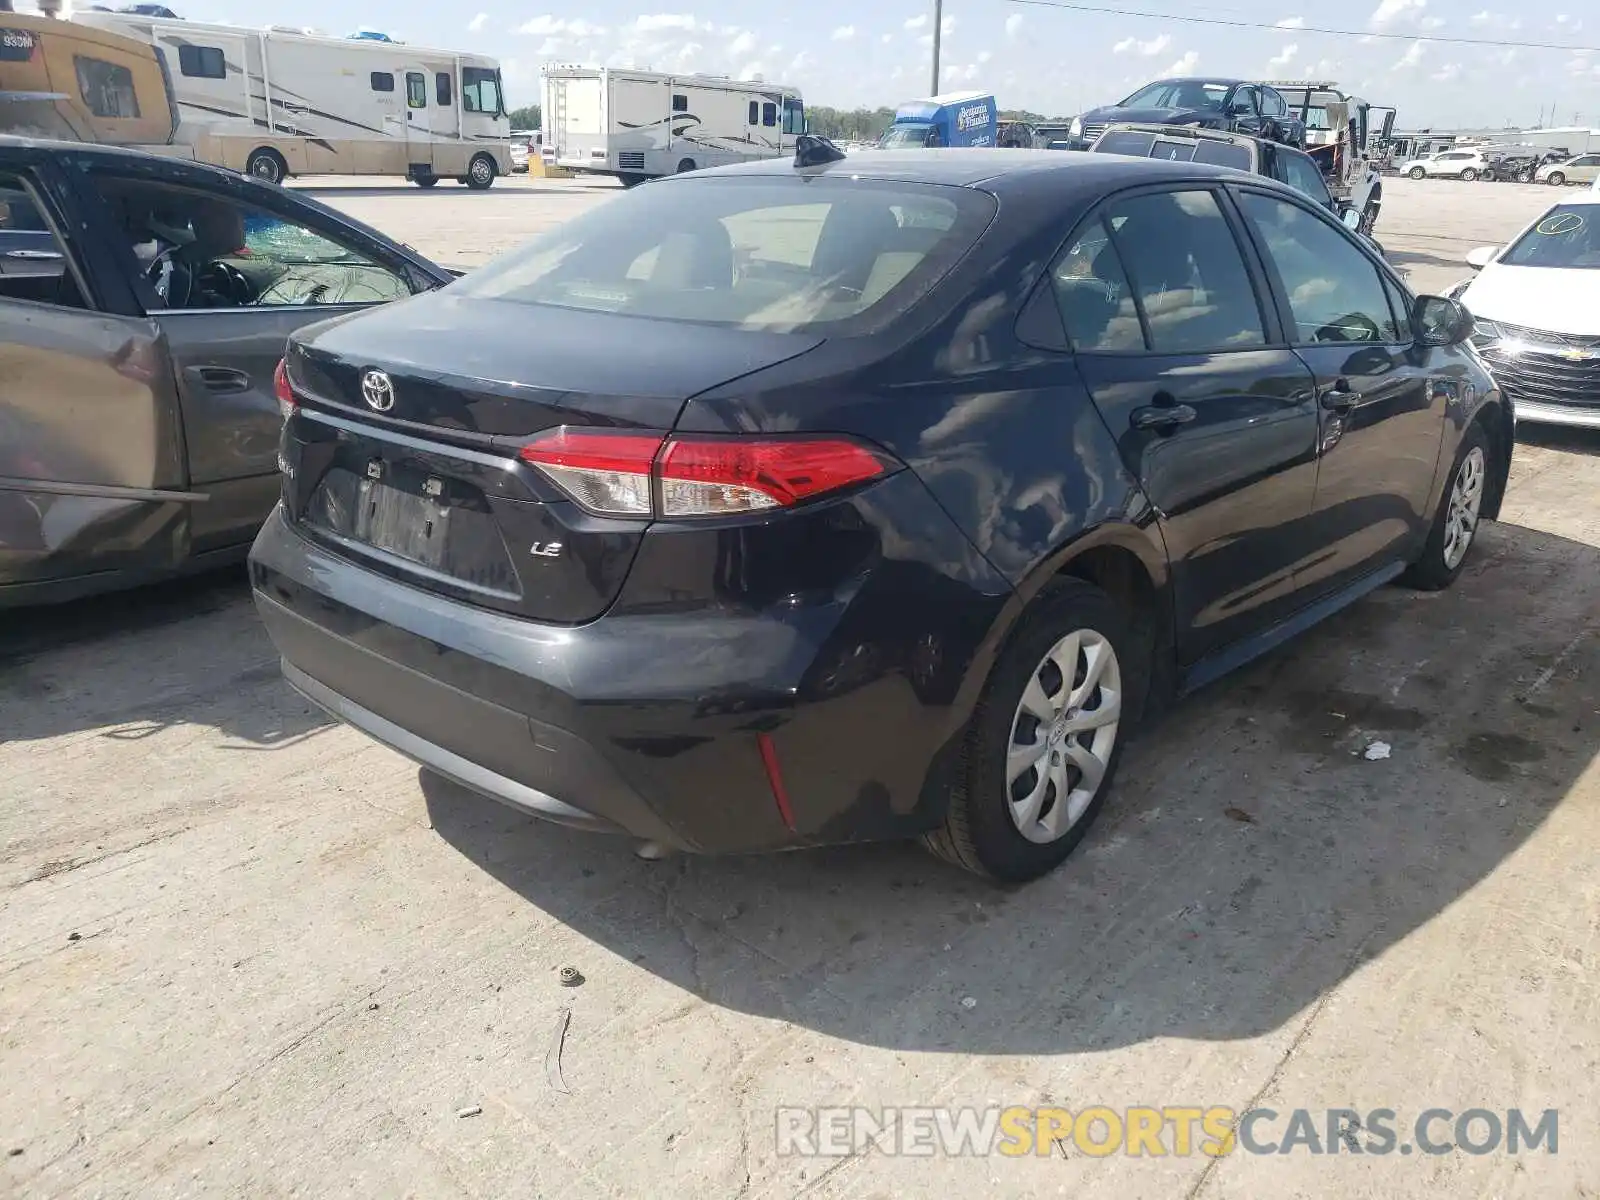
left=361, top=369, right=395, bottom=412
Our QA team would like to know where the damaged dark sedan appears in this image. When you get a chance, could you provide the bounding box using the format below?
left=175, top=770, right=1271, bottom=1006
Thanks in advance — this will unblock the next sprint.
left=1070, top=78, right=1306, bottom=151
left=252, top=148, right=1509, bottom=881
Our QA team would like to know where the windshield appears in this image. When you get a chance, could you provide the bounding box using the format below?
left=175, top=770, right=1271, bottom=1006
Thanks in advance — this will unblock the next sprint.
left=1498, top=205, right=1600, bottom=269
left=452, top=176, right=997, bottom=335
left=462, top=66, right=503, bottom=116
left=1119, top=81, right=1228, bottom=111
left=879, top=122, right=937, bottom=148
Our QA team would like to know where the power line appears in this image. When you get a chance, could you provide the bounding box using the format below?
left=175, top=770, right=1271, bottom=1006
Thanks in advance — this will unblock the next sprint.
left=1003, top=0, right=1600, bottom=53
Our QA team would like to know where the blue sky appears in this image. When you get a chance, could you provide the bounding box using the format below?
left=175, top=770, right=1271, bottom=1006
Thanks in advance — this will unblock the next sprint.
left=86, top=0, right=1600, bottom=126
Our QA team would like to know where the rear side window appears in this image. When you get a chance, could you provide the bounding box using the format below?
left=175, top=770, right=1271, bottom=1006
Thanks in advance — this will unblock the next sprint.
left=1104, top=190, right=1267, bottom=353
left=672, top=93, right=688, bottom=112
left=762, top=102, right=777, bottom=127
left=453, top=177, right=997, bottom=335
left=1238, top=191, right=1395, bottom=343
left=1048, top=219, right=1145, bottom=352
left=371, top=71, right=393, bottom=92
left=177, top=44, right=226, bottom=79
left=436, top=72, right=452, bottom=107
left=1093, top=130, right=1155, bottom=157
left=1192, top=141, right=1252, bottom=170
left=74, top=56, right=140, bottom=118
left=748, top=100, right=759, bottom=124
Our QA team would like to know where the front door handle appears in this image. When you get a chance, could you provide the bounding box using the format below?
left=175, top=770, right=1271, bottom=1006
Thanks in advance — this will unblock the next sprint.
left=1130, top=403, right=1198, bottom=431
left=185, top=365, right=251, bottom=394
left=3, top=248, right=64, bottom=260
left=1319, top=380, right=1363, bottom=411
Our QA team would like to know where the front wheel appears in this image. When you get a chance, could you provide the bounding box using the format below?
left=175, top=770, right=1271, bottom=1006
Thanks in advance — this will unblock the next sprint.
left=1547, top=171, right=1566, bottom=186
left=1400, top=423, right=1491, bottom=591
left=1517, top=169, right=1534, bottom=183
left=245, top=148, right=287, bottom=185
left=922, top=578, right=1134, bottom=881
left=675, top=157, right=697, bottom=174
left=1409, top=166, right=1427, bottom=180
left=466, top=154, right=496, bottom=190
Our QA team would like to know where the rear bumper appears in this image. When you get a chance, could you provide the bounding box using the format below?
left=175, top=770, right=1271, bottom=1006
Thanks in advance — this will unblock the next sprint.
left=249, top=500, right=1007, bottom=853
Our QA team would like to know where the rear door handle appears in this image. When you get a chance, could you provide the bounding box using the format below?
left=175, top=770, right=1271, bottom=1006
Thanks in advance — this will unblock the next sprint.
left=3, top=248, right=64, bottom=260
left=1130, top=403, right=1198, bottom=431
left=1319, top=381, right=1363, bottom=410
left=185, top=365, right=251, bottom=394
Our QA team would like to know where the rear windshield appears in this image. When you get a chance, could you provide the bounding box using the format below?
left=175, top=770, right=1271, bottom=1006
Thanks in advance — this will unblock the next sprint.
left=1093, top=130, right=1253, bottom=171
left=454, top=176, right=997, bottom=334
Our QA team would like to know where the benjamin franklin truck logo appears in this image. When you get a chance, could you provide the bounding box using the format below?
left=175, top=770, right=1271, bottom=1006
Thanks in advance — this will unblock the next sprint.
left=956, top=104, right=989, bottom=131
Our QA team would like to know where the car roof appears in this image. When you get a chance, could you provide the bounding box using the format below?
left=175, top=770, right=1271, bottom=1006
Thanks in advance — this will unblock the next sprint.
left=0, top=133, right=246, bottom=177
left=693, top=148, right=1245, bottom=191
left=1139, top=77, right=1250, bottom=87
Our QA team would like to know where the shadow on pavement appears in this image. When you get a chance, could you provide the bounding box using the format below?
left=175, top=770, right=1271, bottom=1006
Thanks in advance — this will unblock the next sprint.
left=0, top=564, right=330, bottom=749
left=425, top=520, right=1599, bottom=1054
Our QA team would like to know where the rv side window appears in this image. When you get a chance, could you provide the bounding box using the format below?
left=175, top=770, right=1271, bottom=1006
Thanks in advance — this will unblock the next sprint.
left=461, top=67, right=503, bottom=116
left=406, top=72, right=427, bottom=109
left=177, top=44, right=226, bottom=79
left=371, top=71, right=394, bottom=93
left=672, top=94, right=688, bottom=112
left=782, top=98, right=804, bottom=135
left=74, top=56, right=141, bottom=119
left=749, top=101, right=759, bottom=125
left=436, top=72, right=452, bottom=107
left=762, top=102, right=777, bottom=127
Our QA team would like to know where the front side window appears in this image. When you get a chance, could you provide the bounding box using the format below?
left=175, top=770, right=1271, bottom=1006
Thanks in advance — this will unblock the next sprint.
left=1497, top=204, right=1600, bottom=269
left=461, top=66, right=503, bottom=115
left=879, top=123, right=933, bottom=148
left=406, top=72, right=426, bottom=109
left=1101, top=189, right=1267, bottom=353
left=782, top=98, right=805, bottom=135
left=1229, top=86, right=1257, bottom=115
left=1261, top=87, right=1288, bottom=117
left=177, top=44, right=226, bottom=79
left=748, top=100, right=759, bottom=124
left=86, top=174, right=410, bottom=310
left=75, top=56, right=141, bottom=119
left=1239, top=191, right=1395, bottom=343
left=1280, top=153, right=1333, bottom=206
left=762, top=102, right=777, bottom=127
left=452, top=177, right=996, bottom=335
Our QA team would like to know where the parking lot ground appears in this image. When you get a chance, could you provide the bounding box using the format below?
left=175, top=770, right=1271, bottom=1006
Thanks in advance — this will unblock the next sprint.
left=3, top=176, right=1599, bottom=1199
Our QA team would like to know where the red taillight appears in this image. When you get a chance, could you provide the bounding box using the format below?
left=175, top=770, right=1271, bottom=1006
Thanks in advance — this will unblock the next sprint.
left=518, top=428, right=896, bottom=519
left=273, top=358, right=296, bottom=418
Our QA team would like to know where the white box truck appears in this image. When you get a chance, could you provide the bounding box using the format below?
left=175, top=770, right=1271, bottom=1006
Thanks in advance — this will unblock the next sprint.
left=71, top=11, right=512, bottom=187
left=541, top=66, right=803, bottom=185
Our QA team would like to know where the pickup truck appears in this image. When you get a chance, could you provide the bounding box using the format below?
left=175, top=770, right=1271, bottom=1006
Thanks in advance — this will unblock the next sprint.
left=1088, top=122, right=1387, bottom=256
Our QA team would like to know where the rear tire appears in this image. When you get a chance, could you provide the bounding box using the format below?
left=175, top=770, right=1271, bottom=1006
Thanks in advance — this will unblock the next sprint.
left=1408, top=166, right=1426, bottom=180
left=619, top=172, right=647, bottom=188
left=1517, top=169, right=1534, bottom=183
left=245, top=148, right=287, bottom=185
left=466, top=153, right=496, bottom=190
left=1460, top=167, right=1478, bottom=182
left=1399, top=422, right=1491, bottom=591
left=922, top=578, right=1135, bottom=882
left=675, top=157, right=697, bottom=173
left=412, top=173, right=439, bottom=188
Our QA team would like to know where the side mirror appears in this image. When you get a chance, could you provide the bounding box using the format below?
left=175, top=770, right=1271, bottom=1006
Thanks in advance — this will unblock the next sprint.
left=1414, top=295, right=1474, bottom=347
left=1341, top=208, right=1362, bottom=231
left=1465, top=245, right=1496, bottom=269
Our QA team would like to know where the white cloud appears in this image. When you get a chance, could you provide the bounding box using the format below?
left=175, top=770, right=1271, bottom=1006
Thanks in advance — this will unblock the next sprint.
left=635, top=13, right=700, bottom=32
left=1470, top=9, right=1492, bottom=22
left=467, top=11, right=486, bottom=32
left=1005, top=13, right=1024, bottom=36
left=1114, top=33, right=1170, bottom=55
left=881, top=32, right=893, bottom=43
left=1269, top=41, right=1299, bottom=68
left=740, top=60, right=765, bottom=79
left=728, top=29, right=757, bottom=55
left=1275, top=15, right=1304, bottom=27
left=1163, top=50, right=1199, bottom=74
left=1392, top=38, right=1426, bottom=68
left=1431, top=62, right=1461, bottom=81
left=977, top=49, right=993, bottom=63
left=947, top=62, right=980, bottom=82
left=788, top=50, right=814, bottom=72
left=1419, top=15, right=1444, bottom=28
left=905, top=13, right=927, bottom=29
left=517, top=15, right=605, bottom=37
left=1369, top=0, right=1425, bottom=29
left=831, top=25, right=855, bottom=40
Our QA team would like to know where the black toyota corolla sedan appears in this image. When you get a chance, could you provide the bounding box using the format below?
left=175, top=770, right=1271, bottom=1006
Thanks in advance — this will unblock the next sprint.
left=251, top=148, right=1511, bottom=882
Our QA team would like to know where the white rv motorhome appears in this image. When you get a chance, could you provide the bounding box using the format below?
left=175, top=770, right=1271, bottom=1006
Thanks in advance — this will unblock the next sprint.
left=541, top=66, right=802, bottom=184
left=70, top=11, right=513, bottom=187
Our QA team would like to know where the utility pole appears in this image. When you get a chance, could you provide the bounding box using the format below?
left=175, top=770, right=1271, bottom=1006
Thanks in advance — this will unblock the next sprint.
left=931, top=0, right=943, bottom=94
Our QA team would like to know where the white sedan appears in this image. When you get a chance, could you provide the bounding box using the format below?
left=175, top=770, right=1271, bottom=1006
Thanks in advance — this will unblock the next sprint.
left=1450, top=194, right=1600, bottom=428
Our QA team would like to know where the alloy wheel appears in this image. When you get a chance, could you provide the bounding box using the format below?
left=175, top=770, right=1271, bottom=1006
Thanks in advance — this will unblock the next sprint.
left=470, top=158, right=493, bottom=186
left=1005, top=629, right=1122, bottom=845
left=1442, top=445, right=1486, bottom=571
